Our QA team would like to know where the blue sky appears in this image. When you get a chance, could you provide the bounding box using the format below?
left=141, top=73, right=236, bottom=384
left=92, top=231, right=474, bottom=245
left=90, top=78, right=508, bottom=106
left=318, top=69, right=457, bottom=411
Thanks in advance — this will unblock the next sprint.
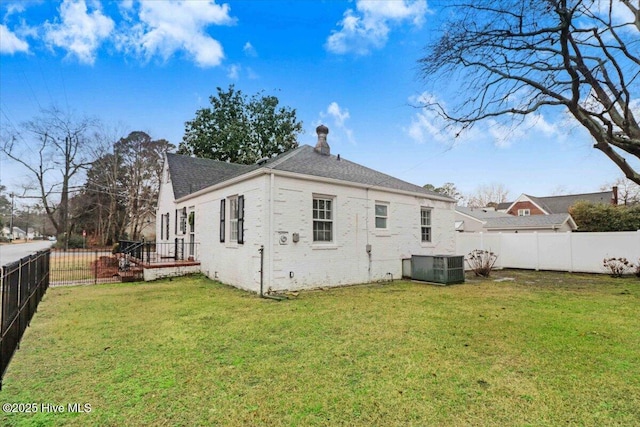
left=0, top=0, right=626, bottom=205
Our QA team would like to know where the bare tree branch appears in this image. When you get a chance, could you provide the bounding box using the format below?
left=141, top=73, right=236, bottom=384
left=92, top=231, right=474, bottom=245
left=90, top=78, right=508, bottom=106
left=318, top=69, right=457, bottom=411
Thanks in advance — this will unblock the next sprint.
left=420, top=0, right=640, bottom=184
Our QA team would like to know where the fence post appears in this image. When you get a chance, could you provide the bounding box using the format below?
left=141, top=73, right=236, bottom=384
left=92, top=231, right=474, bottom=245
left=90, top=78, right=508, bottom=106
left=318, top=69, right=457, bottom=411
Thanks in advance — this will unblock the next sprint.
left=94, top=250, right=98, bottom=285
left=174, top=238, right=178, bottom=261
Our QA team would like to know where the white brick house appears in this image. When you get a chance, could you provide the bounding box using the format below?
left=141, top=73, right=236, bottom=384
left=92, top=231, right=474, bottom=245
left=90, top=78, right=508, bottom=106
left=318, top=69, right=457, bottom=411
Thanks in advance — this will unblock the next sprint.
left=156, top=125, right=456, bottom=293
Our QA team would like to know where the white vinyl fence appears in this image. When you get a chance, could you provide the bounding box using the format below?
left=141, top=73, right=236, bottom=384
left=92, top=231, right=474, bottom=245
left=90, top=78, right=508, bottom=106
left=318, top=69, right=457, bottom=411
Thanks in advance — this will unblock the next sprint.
left=456, top=231, right=640, bottom=273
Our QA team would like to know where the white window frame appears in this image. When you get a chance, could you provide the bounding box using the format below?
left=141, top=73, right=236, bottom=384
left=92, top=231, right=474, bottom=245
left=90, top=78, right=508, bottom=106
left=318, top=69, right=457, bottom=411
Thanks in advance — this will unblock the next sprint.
left=421, top=207, right=432, bottom=243
left=229, top=196, right=239, bottom=243
left=375, top=202, right=389, bottom=230
left=518, top=209, right=531, bottom=216
left=313, top=195, right=334, bottom=243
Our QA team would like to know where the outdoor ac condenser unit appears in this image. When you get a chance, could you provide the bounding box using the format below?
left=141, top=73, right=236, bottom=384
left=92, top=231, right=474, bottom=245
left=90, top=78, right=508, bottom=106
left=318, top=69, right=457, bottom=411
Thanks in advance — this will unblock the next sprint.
left=411, top=255, right=465, bottom=285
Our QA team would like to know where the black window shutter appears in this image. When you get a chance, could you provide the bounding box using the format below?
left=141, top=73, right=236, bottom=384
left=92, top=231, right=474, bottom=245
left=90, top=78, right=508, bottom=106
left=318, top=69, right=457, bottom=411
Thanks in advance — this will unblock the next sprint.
left=166, top=212, right=170, bottom=240
left=160, top=214, right=164, bottom=240
left=238, top=195, right=244, bottom=244
left=175, top=209, right=178, bottom=234
left=220, top=199, right=226, bottom=242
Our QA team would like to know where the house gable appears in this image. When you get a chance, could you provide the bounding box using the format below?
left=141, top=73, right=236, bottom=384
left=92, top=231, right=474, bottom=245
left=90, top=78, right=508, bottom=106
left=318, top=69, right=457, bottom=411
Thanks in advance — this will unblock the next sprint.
left=505, top=194, right=550, bottom=216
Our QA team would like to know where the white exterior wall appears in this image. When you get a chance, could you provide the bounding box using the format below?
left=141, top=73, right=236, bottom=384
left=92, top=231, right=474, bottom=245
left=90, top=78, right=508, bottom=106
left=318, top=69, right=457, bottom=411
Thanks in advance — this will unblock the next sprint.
left=185, top=175, right=267, bottom=292
left=456, top=231, right=640, bottom=273
left=158, top=162, right=456, bottom=292
left=266, top=174, right=455, bottom=291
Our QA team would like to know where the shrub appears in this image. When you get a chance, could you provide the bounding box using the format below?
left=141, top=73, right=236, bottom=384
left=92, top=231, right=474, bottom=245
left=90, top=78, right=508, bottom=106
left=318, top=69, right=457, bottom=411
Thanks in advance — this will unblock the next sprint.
left=603, top=257, right=634, bottom=277
left=570, top=201, right=640, bottom=232
left=635, top=260, right=640, bottom=278
left=54, top=234, right=86, bottom=249
left=466, top=249, right=498, bottom=277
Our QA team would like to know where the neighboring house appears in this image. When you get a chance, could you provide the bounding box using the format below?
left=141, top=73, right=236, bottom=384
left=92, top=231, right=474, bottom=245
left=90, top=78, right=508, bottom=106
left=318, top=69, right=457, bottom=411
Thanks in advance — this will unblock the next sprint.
left=455, top=206, right=512, bottom=232
left=157, top=125, right=456, bottom=293
left=455, top=206, right=577, bottom=233
left=1, top=226, right=27, bottom=240
left=502, top=189, right=617, bottom=216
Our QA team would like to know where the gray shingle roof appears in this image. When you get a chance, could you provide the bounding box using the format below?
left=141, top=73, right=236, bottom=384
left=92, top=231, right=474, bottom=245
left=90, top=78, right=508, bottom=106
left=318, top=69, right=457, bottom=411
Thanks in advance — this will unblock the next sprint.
left=484, top=213, right=575, bottom=229
left=166, top=153, right=253, bottom=199
left=166, top=145, right=450, bottom=200
left=499, top=191, right=613, bottom=213
left=525, top=192, right=613, bottom=214
left=456, top=206, right=512, bottom=220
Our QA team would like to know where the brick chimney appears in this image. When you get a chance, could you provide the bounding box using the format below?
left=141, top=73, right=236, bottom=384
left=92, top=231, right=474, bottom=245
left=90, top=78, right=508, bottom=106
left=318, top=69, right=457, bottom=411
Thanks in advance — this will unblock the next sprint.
left=315, top=124, right=330, bottom=155
left=612, top=185, right=618, bottom=205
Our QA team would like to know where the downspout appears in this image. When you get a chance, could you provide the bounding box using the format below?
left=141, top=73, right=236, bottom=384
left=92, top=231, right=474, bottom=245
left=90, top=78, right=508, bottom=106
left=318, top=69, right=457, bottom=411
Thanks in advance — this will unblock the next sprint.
left=259, top=244, right=286, bottom=301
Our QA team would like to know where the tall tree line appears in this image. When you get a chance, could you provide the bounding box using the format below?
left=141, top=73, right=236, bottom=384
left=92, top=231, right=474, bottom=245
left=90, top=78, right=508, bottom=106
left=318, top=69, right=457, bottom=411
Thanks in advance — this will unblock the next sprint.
left=73, top=131, right=174, bottom=246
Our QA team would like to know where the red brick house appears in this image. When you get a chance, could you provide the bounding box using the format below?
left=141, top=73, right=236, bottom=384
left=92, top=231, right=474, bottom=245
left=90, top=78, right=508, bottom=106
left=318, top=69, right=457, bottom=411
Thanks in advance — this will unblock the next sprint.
left=499, top=188, right=618, bottom=216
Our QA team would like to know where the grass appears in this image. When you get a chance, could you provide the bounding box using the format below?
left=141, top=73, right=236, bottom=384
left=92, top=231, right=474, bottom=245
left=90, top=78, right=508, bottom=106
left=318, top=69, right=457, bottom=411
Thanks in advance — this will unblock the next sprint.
left=1, top=270, right=639, bottom=426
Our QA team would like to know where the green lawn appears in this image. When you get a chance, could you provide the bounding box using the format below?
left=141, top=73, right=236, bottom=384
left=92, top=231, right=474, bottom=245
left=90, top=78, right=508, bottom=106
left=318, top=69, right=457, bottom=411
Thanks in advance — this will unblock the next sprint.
left=1, top=271, right=639, bottom=426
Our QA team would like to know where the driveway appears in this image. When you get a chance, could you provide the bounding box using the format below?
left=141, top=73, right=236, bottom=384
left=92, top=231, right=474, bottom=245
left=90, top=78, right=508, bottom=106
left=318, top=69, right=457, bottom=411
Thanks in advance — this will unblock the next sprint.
left=0, top=241, right=54, bottom=266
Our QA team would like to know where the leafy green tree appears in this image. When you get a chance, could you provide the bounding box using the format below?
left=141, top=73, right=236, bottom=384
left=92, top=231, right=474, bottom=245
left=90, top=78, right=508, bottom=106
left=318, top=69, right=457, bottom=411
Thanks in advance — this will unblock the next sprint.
left=178, top=85, right=302, bottom=164
left=569, top=201, right=640, bottom=232
left=74, top=131, right=174, bottom=245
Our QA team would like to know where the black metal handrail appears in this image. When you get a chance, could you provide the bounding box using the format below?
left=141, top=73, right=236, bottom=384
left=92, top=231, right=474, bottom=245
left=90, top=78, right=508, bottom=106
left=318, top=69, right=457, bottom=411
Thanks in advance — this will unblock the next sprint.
left=118, top=240, right=199, bottom=264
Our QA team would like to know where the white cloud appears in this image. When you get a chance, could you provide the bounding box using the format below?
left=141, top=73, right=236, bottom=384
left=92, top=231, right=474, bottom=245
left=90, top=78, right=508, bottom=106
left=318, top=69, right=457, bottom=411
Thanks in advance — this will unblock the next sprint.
left=43, top=0, right=114, bottom=65
left=5, top=3, right=26, bottom=17
left=327, top=102, right=350, bottom=126
left=405, top=91, right=475, bottom=145
left=42, top=0, right=114, bottom=64
left=243, top=41, right=257, bottom=57
left=227, top=63, right=240, bottom=79
left=117, top=0, right=235, bottom=68
left=322, top=102, right=355, bottom=144
left=0, top=24, right=29, bottom=54
left=326, top=0, right=428, bottom=55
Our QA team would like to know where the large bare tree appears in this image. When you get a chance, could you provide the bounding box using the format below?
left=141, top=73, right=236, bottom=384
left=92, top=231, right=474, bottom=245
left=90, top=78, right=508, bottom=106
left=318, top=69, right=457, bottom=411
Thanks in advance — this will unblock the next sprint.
left=420, top=0, right=640, bottom=184
left=1, top=107, right=99, bottom=248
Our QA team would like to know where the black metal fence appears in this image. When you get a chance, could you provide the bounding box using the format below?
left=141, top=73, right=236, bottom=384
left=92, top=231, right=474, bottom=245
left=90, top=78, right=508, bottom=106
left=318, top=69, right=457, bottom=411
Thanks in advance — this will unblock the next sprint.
left=0, top=249, right=50, bottom=389
left=49, top=249, right=123, bottom=286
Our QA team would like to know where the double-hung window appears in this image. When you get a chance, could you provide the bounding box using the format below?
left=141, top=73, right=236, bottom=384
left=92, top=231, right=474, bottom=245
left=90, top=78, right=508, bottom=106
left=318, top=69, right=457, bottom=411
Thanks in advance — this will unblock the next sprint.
left=375, top=203, right=388, bottom=229
left=313, top=196, right=333, bottom=242
left=226, top=195, right=245, bottom=244
left=229, top=197, right=239, bottom=242
left=420, top=207, right=432, bottom=243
